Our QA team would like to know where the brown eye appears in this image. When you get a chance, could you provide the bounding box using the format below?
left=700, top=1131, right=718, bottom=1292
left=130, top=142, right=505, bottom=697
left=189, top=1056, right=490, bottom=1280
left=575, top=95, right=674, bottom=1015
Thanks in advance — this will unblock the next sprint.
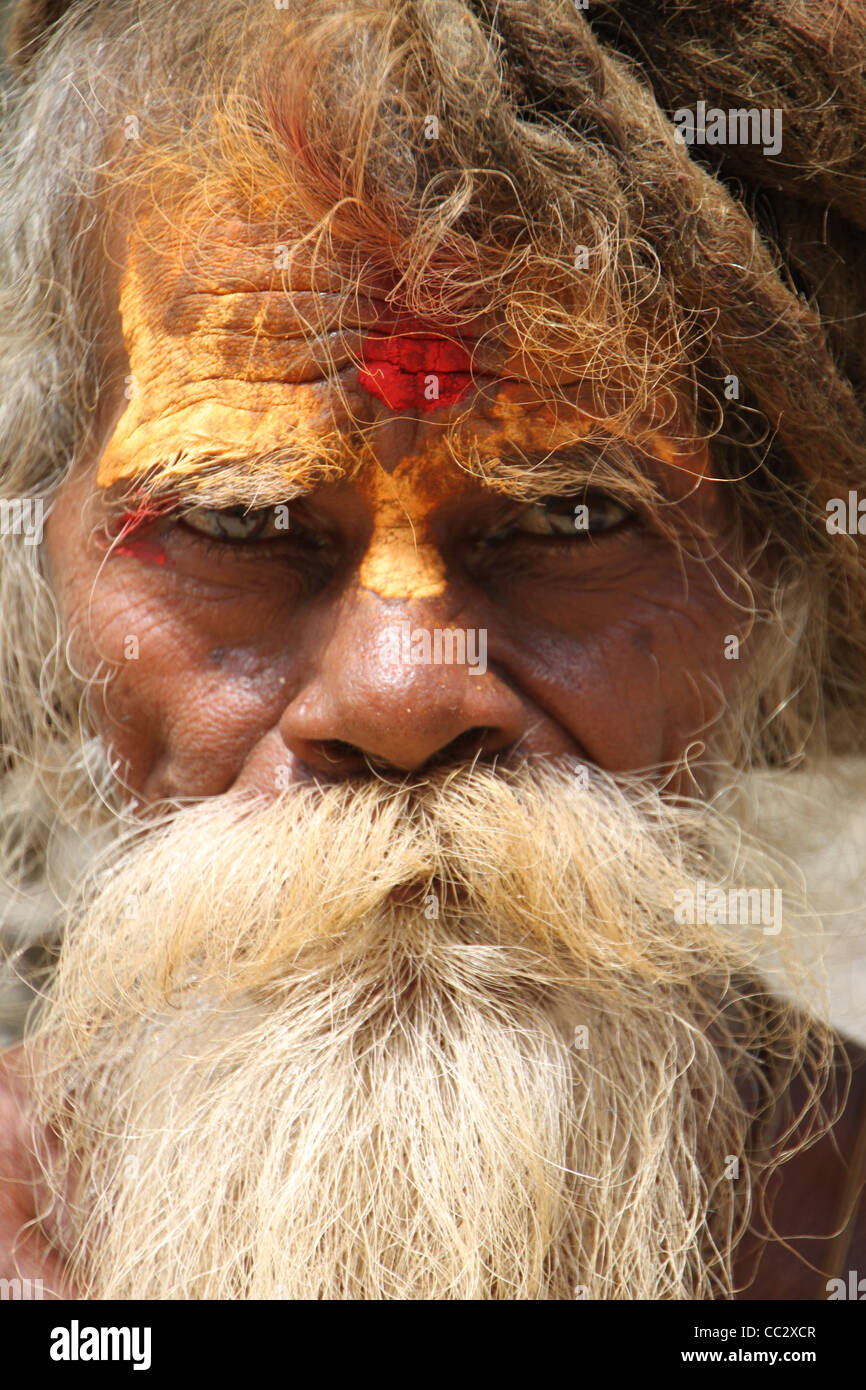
left=495, top=493, right=634, bottom=540
left=181, top=505, right=286, bottom=543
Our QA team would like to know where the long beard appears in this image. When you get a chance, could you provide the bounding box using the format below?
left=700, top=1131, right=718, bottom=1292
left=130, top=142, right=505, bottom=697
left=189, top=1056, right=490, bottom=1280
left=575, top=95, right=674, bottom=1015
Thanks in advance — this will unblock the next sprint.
left=27, top=761, right=831, bottom=1299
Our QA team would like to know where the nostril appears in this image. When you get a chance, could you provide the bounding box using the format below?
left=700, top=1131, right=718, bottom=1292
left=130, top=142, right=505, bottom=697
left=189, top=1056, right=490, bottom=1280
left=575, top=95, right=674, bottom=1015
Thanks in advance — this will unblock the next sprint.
left=309, top=739, right=402, bottom=777
left=308, top=728, right=502, bottom=777
left=313, top=739, right=365, bottom=766
left=424, top=726, right=499, bottom=768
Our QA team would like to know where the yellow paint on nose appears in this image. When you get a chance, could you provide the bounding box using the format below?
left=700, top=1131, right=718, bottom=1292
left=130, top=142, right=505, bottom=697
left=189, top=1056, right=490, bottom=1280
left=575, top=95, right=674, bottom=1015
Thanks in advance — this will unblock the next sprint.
left=357, top=465, right=447, bottom=599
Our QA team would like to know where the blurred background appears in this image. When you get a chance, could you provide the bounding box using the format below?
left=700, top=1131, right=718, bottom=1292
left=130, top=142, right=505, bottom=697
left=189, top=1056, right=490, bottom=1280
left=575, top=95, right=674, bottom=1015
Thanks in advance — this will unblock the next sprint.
left=0, top=1, right=17, bottom=91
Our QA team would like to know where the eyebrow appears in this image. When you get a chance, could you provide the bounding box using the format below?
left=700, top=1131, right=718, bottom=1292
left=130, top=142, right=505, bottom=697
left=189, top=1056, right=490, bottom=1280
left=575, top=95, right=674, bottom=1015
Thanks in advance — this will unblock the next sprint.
left=452, top=437, right=686, bottom=508
left=103, top=430, right=697, bottom=516
left=103, top=446, right=353, bottom=512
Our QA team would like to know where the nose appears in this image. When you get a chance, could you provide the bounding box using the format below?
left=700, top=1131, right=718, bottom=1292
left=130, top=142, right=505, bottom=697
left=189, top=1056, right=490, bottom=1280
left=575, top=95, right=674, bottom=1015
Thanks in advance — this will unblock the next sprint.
left=278, top=597, right=527, bottom=777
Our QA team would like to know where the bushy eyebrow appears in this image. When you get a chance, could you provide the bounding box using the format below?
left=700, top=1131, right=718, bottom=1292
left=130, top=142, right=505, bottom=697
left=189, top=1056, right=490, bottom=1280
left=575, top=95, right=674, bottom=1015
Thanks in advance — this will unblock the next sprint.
left=101, top=429, right=698, bottom=517
left=102, top=446, right=351, bottom=512
left=451, top=437, right=684, bottom=510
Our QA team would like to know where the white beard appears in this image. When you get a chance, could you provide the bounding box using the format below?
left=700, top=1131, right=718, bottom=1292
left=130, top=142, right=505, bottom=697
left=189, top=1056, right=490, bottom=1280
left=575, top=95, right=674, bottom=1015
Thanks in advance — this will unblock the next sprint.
left=18, top=760, right=835, bottom=1299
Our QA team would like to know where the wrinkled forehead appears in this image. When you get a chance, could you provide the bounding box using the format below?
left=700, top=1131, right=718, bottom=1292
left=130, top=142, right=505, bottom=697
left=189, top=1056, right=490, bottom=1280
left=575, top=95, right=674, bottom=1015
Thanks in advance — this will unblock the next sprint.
left=94, top=201, right=704, bottom=503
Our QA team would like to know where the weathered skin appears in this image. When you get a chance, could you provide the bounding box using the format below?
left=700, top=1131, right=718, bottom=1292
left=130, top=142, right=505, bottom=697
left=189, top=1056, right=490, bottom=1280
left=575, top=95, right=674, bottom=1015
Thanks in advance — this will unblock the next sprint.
left=0, top=210, right=863, bottom=1300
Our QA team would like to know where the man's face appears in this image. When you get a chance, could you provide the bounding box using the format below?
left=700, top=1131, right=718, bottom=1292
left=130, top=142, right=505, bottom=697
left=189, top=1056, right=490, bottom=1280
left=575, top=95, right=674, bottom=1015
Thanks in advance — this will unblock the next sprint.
left=27, top=209, right=807, bottom=1306
left=43, top=214, right=748, bottom=800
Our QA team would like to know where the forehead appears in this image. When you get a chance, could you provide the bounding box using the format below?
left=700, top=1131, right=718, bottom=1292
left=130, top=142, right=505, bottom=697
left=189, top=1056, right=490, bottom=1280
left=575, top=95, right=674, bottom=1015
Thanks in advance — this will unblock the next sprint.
left=95, top=206, right=703, bottom=502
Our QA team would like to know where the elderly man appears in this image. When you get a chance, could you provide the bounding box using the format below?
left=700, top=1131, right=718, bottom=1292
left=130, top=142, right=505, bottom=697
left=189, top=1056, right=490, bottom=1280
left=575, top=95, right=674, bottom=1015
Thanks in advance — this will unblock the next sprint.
left=0, top=0, right=864, bottom=1301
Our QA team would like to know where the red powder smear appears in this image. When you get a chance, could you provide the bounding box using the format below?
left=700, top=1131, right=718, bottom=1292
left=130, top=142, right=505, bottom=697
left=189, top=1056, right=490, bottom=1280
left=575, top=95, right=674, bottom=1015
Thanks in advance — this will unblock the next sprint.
left=105, top=496, right=176, bottom=566
left=359, top=329, right=475, bottom=411
left=114, top=533, right=167, bottom=565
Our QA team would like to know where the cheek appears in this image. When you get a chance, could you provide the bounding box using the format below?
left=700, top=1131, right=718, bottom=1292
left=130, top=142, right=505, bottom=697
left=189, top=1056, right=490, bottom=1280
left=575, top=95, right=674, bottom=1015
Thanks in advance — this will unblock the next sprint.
left=46, top=550, right=297, bottom=798
left=492, top=554, right=746, bottom=770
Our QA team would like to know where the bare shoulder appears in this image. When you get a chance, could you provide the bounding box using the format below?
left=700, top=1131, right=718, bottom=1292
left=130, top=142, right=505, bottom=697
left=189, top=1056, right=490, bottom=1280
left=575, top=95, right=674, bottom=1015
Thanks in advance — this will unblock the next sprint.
left=0, top=1043, right=73, bottom=1297
left=735, top=1035, right=866, bottom=1300
left=833, top=1045, right=866, bottom=1281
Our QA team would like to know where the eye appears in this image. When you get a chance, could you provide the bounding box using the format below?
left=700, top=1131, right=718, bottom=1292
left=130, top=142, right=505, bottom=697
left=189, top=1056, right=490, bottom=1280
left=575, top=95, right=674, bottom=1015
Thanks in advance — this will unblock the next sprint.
left=180, top=504, right=288, bottom=543
left=491, top=492, right=635, bottom=541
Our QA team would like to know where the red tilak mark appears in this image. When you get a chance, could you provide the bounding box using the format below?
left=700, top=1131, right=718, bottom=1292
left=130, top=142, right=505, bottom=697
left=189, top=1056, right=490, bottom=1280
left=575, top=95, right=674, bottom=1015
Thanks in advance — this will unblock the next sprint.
left=358, top=331, right=474, bottom=411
